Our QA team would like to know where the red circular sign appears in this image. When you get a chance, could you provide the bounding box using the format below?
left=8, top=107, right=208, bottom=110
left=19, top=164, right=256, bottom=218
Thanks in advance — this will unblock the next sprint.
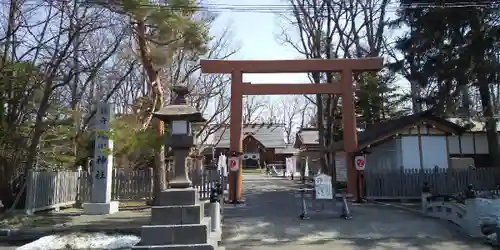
left=229, top=158, right=239, bottom=171
left=356, top=157, right=365, bottom=170
left=356, top=159, right=363, bottom=167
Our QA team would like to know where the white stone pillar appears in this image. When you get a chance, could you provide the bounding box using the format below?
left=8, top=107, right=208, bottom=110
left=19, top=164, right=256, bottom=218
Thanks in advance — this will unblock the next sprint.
left=83, top=102, right=119, bottom=215
left=209, top=202, right=221, bottom=232
left=464, top=198, right=482, bottom=237
left=421, top=192, right=431, bottom=213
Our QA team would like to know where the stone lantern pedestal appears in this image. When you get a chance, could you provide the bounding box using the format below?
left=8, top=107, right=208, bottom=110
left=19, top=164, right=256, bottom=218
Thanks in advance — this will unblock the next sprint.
left=132, top=86, right=223, bottom=250
left=133, top=188, right=221, bottom=249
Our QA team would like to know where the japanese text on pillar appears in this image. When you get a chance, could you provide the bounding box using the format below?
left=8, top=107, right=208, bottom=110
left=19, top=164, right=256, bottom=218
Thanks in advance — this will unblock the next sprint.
left=94, top=103, right=112, bottom=180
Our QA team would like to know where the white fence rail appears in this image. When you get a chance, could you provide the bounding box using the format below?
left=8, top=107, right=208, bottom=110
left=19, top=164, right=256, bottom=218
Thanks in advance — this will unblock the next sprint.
left=25, top=171, right=80, bottom=214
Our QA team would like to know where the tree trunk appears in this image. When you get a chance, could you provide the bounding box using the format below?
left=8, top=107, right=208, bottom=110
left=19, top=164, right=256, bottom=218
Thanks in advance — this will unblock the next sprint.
left=135, top=20, right=168, bottom=199
left=153, top=118, right=167, bottom=196
left=471, top=17, right=500, bottom=166
left=478, top=82, right=500, bottom=165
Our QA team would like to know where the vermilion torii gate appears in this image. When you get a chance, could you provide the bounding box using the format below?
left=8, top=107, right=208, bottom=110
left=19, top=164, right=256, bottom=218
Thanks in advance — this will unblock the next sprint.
left=200, top=58, right=383, bottom=202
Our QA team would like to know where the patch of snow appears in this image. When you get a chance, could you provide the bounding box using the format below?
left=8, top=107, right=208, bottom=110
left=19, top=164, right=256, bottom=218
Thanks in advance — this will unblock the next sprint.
left=476, top=198, right=500, bottom=225
left=273, top=170, right=300, bottom=177
left=487, top=233, right=497, bottom=240
left=474, top=198, right=500, bottom=246
left=485, top=232, right=500, bottom=246
left=17, top=232, right=140, bottom=250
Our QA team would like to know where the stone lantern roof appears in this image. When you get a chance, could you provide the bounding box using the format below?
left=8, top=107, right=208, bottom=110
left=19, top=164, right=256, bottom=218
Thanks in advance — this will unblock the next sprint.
left=152, top=86, right=206, bottom=123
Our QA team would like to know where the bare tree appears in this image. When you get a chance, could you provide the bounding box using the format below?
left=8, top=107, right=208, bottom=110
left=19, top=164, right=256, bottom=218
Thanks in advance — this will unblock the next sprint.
left=264, top=96, right=304, bottom=144
left=282, top=96, right=303, bottom=144
left=0, top=0, right=132, bottom=208
left=243, top=96, right=268, bottom=124
left=278, top=0, right=392, bottom=187
left=263, top=100, right=280, bottom=124
left=278, top=0, right=355, bottom=176
left=164, top=24, right=239, bottom=153
left=299, top=97, right=314, bottom=128
left=92, top=0, right=212, bottom=196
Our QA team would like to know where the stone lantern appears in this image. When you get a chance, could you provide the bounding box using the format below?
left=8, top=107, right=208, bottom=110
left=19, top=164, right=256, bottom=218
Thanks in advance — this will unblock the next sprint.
left=134, top=87, right=222, bottom=250
left=153, top=86, right=206, bottom=189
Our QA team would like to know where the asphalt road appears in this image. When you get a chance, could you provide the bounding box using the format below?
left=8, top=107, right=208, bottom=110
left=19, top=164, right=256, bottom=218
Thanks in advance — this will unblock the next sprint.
left=0, top=244, right=18, bottom=250
left=2, top=173, right=493, bottom=250
left=221, top=174, right=493, bottom=250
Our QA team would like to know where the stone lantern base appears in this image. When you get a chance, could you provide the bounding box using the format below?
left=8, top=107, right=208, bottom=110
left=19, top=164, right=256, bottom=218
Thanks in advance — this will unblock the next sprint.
left=132, top=188, right=223, bottom=250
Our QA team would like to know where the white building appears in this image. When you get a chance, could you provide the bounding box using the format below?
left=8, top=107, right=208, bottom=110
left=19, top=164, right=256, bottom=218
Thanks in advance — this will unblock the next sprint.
left=295, top=111, right=500, bottom=177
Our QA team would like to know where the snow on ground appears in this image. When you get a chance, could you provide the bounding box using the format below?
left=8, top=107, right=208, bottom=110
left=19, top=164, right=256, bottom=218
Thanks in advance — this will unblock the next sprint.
left=17, top=233, right=140, bottom=250
left=475, top=198, right=500, bottom=245
left=476, top=198, right=500, bottom=224
left=271, top=170, right=300, bottom=177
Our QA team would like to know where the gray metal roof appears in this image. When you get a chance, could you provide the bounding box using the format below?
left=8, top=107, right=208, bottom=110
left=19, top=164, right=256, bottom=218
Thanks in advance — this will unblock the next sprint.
left=446, top=118, right=500, bottom=132
left=275, top=144, right=299, bottom=154
left=296, top=129, right=319, bottom=145
left=212, top=124, right=286, bottom=148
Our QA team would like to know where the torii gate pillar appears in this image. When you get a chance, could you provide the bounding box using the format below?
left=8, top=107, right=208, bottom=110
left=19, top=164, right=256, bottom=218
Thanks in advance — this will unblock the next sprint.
left=200, top=58, right=383, bottom=202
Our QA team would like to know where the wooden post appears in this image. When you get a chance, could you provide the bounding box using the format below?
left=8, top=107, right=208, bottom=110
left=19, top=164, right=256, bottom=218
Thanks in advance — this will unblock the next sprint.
left=340, top=69, right=359, bottom=199
left=75, top=166, right=83, bottom=208
left=229, top=71, right=244, bottom=202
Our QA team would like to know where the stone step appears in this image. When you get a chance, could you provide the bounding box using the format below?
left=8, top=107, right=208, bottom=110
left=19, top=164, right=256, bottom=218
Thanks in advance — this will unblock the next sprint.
left=155, top=188, right=198, bottom=206
left=132, top=229, right=221, bottom=250
left=132, top=243, right=218, bottom=250
left=140, top=217, right=211, bottom=245
left=151, top=203, right=205, bottom=225
left=131, top=232, right=223, bottom=250
left=132, top=231, right=224, bottom=250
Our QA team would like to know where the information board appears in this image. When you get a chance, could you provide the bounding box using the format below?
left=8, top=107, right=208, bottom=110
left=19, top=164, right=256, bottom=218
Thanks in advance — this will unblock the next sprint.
left=314, top=173, right=333, bottom=200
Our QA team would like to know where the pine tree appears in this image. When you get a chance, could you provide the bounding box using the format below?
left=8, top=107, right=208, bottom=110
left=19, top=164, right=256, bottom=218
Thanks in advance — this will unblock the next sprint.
left=390, top=0, right=500, bottom=165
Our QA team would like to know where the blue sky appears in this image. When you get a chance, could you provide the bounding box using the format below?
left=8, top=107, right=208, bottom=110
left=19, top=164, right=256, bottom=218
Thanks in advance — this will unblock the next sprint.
left=206, top=0, right=412, bottom=97
left=208, top=0, right=310, bottom=84
left=200, top=0, right=413, bottom=140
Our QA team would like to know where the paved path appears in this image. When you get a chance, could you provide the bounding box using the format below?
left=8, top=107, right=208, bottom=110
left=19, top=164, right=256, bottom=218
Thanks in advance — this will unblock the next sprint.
left=222, top=174, right=492, bottom=250
left=0, top=245, right=17, bottom=250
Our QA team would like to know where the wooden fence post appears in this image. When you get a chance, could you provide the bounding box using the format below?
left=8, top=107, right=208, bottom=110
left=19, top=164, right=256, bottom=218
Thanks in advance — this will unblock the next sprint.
left=75, top=166, right=83, bottom=208
left=51, top=171, right=59, bottom=212
left=24, top=170, right=34, bottom=215
left=148, top=167, right=154, bottom=200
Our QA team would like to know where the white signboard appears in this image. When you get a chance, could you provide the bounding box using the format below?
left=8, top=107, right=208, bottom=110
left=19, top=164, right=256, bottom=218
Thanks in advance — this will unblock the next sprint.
left=355, top=155, right=366, bottom=171
left=229, top=157, right=240, bottom=172
left=285, top=157, right=296, bottom=175
left=304, top=157, right=309, bottom=177
left=218, top=154, right=227, bottom=176
left=314, top=173, right=333, bottom=200
left=92, top=102, right=114, bottom=203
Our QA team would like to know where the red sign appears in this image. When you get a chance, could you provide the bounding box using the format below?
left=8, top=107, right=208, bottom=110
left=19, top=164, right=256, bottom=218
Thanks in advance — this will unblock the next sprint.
left=229, top=157, right=240, bottom=172
left=355, top=156, right=365, bottom=171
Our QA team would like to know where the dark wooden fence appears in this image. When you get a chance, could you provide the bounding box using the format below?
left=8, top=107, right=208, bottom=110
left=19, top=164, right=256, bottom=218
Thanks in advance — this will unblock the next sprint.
left=364, top=167, right=500, bottom=200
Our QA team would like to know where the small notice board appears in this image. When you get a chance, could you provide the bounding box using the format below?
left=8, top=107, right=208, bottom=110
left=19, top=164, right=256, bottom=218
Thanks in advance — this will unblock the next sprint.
left=314, top=173, right=333, bottom=200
